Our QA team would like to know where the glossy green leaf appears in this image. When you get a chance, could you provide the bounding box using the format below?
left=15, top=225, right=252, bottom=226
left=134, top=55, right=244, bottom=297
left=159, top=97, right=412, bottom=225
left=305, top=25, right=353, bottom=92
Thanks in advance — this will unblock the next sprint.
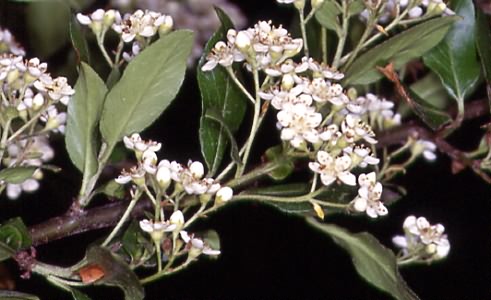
left=0, top=167, right=37, bottom=184
left=0, top=217, right=32, bottom=262
left=70, top=288, right=92, bottom=300
left=69, top=15, right=90, bottom=64
left=264, top=145, right=294, bottom=181
left=307, top=220, right=419, bottom=300
left=0, top=291, right=40, bottom=300
left=344, top=16, right=458, bottom=85
left=315, top=0, right=364, bottom=32
left=423, top=0, right=480, bottom=105
left=100, top=30, right=194, bottom=149
left=26, top=1, right=70, bottom=58
left=198, top=8, right=247, bottom=176
left=475, top=10, right=491, bottom=110
left=66, top=62, right=107, bottom=178
left=84, top=246, right=144, bottom=300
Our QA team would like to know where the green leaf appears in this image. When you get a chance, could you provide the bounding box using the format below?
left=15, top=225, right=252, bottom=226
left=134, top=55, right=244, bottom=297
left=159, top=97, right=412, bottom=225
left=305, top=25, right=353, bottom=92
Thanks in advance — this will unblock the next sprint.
left=410, top=72, right=449, bottom=110
left=344, top=16, right=459, bottom=85
left=0, top=291, right=40, bottom=300
left=202, top=230, right=220, bottom=252
left=26, top=1, right=70, bottom=58
left=0, top=217, right=32, bottom=262
left=423, top=0, right=480, bottom=105
left=84, top=246, right=144, bottom=300
left=203, top=109, right=241, bottom=165
left=100, top=30, right=194, bottom=149
left=0, top=167, right=37, bottom=184
left=243, top=184, right=355, bottom=216
left=408, top=88, right=452, bottom=130
left=70, top=288, right=92, bottom=300
left=94, top=180, right=125, bottom=199
left=198, top=8, right=247, bottom=176
left=307, top=220, right=419, bottom=300
left=475, top=10, right=491, bottom=110
left=69, top=15, right=90, bottom=64
left=121, top=221, right=152, bottom=265
left=264, top=145, right=294, bottom=181
left=66, top=62, right=107, bottom=179
left=106, top=67, right=121, bottom=90
left=315, top=0, right=365, bottom=32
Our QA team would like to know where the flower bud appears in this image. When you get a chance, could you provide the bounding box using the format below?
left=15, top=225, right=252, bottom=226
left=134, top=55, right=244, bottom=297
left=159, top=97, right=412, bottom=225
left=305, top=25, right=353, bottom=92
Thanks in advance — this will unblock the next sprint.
left=312, top=0, right=324, bottom=9
left=189, top=161, right=204, bottom=178
left=281, top=74, right=295, bottom=90
left=293, top=0, right=306, bottom=10
left=158, top=15, right=174, bottom=36
left=215, top=187, right=233, bottom=205
left=156, top=165, right=172, bottom=190
left=235, top=31, right=252, bottom=52
left=169, top=210, right=185, bottom=228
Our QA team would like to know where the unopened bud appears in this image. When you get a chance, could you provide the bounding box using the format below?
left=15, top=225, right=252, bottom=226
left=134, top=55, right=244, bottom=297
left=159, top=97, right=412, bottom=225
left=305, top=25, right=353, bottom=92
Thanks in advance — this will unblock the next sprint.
left=158, top=16, right=173, bottom=36
left=312, top=0, right=324, bottom=9
left=215, top=187, right=233, bottom=205
left=156, top=165, right=172, bottom=190
left=293, top=0, right=306, bottom=10
left=170, top=210, right=185, bottom=228
left=189, top=161, right=204, bottom=178
left=235, top=31, right=252, bottom=51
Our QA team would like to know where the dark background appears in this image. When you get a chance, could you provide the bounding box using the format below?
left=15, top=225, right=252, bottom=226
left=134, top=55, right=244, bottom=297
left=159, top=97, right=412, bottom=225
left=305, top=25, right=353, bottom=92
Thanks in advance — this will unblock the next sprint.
left=0, top=0, right=490, bottom=299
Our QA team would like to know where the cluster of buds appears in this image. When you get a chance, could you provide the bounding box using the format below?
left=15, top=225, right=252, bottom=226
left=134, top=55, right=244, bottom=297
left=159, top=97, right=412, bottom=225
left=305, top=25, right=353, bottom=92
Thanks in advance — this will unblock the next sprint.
left=116, top=133, right=233, bottom=205
left=202, top=20, right=303, bottom=72
left=393, top=215, right=450, bottom=262
left=361, top=0, right=454, bottom=24
left=2, top=137, right=54, bottom=199
left=77, top=9, right=174, bottom=62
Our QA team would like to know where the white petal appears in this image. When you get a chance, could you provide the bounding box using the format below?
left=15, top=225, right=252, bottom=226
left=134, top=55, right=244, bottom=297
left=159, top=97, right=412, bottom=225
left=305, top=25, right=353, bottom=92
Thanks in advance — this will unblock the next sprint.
left=338, top=171, right=356, bottom=186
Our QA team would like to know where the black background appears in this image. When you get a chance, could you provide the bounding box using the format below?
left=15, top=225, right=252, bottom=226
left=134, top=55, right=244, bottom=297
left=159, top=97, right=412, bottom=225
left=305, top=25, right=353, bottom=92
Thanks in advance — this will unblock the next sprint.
left=0, top=0, right=490, bottom=299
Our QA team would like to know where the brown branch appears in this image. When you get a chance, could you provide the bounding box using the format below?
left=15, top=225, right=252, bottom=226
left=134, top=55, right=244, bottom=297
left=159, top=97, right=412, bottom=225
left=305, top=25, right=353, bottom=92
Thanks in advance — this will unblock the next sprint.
left=29, top=199, right=153, bottom=247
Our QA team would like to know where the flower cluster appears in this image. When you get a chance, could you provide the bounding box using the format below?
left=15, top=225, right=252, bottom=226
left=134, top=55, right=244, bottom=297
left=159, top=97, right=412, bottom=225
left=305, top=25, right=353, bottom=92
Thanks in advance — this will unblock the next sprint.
left=116, top=133, right=233, bottom=202
left=0, top=54, right=74, bottom=134
left=393, top=215, right=450, bottom=262
left=0, top=29, right=73, bottom=200
left=77, top=9, right=174, bottom=62
left=361, top=0, right=454, bottom=24
left=111, top=0, right=247, bottom=63
left=202, top=20, right=303, bottom=72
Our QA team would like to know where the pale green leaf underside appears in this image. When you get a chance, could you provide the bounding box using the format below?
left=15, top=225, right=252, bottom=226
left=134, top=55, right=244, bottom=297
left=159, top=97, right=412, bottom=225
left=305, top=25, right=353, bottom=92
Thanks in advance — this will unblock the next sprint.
left=100, top=30, right=194, bottom=148
left=66, top=62, right=107, bottom=176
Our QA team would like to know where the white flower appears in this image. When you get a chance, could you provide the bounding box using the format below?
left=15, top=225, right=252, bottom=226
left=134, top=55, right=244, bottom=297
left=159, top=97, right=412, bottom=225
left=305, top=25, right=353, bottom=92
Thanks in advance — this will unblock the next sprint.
left=393, top=215, right=450, bottom=261
left=301, top=56, right=344, bottom=80
left=141, top=149, right=158, bottom=174
left=123, top=133, right=162, bottom=153
left=341, top=114, right=377, bottom=144
left=277, top=103, right=322, bottom=148
left=0, top=28, right=25, bottom=56
left=115, top=165, right=146, bottom=185
left=351, top=172, right=387, bottom=218
left=180, top=231, right=221, bottom=256
left=113, top=10, right=172, bottom=42
left=201, top=36, right=245, bottom=72
left=34, top=75, right=74, bottom=105
left=139, top=219, right=176, bottom=241
left=309, top=151, right=356, bottom=186
left=40, top=106, right=67, bottom=133
left=309, top=77, right=348, bottom=106
left=343, top=145, right=380, bottom=168
left=412, top=139, right=437, bottom=161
